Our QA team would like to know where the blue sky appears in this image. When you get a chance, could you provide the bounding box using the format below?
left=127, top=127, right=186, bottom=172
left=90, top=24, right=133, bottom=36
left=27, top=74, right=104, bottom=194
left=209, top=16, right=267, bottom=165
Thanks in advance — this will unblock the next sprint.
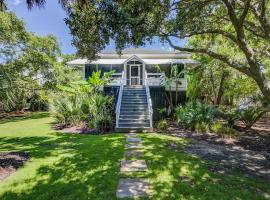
left=8, top=0, right=185, bottom=55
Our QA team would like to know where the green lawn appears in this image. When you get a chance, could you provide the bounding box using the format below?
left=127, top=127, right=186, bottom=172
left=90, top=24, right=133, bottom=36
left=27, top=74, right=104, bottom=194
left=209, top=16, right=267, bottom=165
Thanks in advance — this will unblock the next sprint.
left=0, top=113, right=269, bottom=200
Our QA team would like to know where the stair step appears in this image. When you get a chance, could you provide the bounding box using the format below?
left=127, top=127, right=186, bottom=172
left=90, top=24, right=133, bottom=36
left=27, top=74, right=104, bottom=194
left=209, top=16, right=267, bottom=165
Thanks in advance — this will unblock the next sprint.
left=121, top=105, right=148, bottom=109
left=120, top=111, right=149, bottom=115
left=119, top=115, right=149, bottom=119
left=119, top=119, right=150, bottom=124
left=118, top=124, right=151, bottom=128
left=121, top=100, right=148, bottom=105
left=120, top=106, right=148, bottom=111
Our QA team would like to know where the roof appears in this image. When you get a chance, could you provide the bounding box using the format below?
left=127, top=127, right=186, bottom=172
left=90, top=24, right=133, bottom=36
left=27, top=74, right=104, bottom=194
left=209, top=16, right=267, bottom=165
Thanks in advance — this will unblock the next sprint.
left=101, top=48, right=180, bottom=55
left=67, top=58, right=199, bottom=65
left=98, top=48, right=191, bottom=59
left=67, top=48, right=198, bottom=65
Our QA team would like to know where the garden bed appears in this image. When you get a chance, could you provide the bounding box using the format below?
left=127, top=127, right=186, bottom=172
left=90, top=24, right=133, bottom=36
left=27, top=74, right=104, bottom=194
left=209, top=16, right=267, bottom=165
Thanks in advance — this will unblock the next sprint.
left=160, top=116, right=270, bottom=180
left=0, top=152, right=29, bottom=181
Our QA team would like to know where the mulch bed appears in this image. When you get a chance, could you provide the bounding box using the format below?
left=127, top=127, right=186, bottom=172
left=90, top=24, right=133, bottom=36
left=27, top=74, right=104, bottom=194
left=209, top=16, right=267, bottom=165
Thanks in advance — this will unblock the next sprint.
left=158, top=115, right=270, bottom=180
left=158, top=115, right=270, bottom=153
left=0, top=111, right=31, bottom=119
left=0, top=152, right=30, bottom=181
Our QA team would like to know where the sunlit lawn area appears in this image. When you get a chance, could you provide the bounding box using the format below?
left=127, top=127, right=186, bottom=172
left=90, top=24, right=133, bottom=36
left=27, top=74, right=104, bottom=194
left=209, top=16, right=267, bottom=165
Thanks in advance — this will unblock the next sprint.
left=0, top=113, right=269, bottom=200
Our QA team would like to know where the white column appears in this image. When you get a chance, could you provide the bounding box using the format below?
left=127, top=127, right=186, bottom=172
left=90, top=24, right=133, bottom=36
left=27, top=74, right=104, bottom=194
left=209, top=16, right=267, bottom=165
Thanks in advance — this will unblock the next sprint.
left=81, top=65, right=86, bottom=80
left=143, top=63, right=146, bottom=85
left=124, top=62, right=127, bottom=85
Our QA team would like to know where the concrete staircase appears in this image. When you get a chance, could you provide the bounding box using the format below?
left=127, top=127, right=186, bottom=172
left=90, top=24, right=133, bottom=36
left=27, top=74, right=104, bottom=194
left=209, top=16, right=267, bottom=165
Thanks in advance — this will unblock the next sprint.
left=116, top=86, right=152, bottom=132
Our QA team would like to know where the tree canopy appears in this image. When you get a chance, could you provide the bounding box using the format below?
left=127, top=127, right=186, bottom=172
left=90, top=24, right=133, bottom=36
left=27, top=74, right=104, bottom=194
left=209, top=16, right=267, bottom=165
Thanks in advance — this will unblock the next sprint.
left=64, top=0, right=270, bottom=104
left=0, top=11, right=80, bottom=111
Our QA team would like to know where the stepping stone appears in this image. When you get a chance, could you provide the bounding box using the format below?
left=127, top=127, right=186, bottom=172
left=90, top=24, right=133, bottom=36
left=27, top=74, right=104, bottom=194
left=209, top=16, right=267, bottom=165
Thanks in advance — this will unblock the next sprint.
left=121, top=160, right=148, bottom=172
left=126, top=133, right=138, bottom=137
left=124, top=150, right=144, bottom=158
left=125, top=143, right=143, bottom=149
left=116, top=178, right=151, bottom=198
left=126, top=137, right=141, bottom=143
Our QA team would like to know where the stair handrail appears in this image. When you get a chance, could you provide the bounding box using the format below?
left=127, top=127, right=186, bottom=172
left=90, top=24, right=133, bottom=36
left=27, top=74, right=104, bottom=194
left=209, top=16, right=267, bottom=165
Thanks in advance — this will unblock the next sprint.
left=115, top=71, right=125, bottom=128
left=145, top=71, right=153, bottom=128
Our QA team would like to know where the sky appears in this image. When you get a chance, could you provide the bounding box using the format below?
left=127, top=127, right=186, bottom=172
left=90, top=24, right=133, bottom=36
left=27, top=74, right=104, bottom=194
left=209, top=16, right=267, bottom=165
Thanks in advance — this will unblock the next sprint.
left=7, top=0, right=186, bottom=55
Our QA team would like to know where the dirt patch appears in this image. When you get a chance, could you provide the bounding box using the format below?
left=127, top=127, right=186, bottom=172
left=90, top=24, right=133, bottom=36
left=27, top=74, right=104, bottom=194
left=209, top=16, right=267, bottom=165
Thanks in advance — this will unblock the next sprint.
left=0, top=152, right=29, bottom=181
left=185, top=141, right=270, bottom=180
left=161, top=116, right=270, bottom=180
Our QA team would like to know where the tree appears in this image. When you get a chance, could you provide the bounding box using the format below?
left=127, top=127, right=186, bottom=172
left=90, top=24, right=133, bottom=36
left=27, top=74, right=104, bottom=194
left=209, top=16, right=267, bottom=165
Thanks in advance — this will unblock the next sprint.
left=0, top=11, right=80, bottom=111
left=64, top=0, right=270, bottom=104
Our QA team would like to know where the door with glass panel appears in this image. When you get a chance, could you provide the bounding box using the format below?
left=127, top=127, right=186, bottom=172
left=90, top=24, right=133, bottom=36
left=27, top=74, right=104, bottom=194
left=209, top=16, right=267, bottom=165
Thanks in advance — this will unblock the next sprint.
left=130, top=65, right=141, bottom=85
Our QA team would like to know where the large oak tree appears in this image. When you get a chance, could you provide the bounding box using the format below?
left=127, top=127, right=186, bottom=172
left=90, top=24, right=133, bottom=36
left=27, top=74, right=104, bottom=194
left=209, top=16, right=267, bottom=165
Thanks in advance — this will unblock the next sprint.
left=2, top=0, right=270, bottom=104
left=64, top=0, right=270, bottom=104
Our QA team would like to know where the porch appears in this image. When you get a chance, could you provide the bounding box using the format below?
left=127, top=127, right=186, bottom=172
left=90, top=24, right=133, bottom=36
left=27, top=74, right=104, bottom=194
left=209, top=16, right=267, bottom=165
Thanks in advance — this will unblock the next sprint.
left=107, top=71, right=187, bottom=91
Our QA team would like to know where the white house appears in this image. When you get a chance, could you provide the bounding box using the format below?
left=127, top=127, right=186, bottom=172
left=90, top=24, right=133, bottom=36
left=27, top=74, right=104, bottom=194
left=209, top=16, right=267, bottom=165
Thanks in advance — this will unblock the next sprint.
left=68, top=48, right=198, bottom=132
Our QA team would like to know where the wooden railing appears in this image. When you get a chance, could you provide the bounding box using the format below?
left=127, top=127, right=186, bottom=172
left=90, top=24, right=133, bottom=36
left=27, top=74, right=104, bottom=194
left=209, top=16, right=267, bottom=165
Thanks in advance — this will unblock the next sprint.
left=145, top=71, right=153, bottom=128
left=115, top=71, right=125, bottom=128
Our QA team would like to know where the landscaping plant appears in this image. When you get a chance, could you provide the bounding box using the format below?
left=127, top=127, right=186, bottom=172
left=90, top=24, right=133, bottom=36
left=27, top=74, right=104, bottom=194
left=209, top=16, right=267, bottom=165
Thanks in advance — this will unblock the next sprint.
left=50, top=71, right=114, bottom=133
left=176, top=101, right=220, bottom=131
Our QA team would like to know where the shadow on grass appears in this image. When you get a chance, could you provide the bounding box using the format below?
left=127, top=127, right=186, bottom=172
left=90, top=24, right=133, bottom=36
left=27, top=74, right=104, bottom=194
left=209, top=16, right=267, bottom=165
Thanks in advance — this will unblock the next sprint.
left=141, top=135, right=270, bottom=200
left=0, top=112, right=50, bottom=124
left=0, top=133, right=125, bottom=200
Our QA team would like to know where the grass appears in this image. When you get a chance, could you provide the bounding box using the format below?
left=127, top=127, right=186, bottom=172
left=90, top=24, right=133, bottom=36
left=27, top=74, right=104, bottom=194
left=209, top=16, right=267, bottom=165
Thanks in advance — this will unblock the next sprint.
left=0, top=112, right=269, bottom=200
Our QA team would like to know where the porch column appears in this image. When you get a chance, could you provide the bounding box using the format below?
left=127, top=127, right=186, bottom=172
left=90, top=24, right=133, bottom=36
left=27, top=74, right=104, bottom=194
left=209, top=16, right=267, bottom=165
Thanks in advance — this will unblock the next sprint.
left=82, top=64, right=86, bottom=80
left=143, top=63, right=146, bottom=85
left=124, top=62, right=127, bottom=85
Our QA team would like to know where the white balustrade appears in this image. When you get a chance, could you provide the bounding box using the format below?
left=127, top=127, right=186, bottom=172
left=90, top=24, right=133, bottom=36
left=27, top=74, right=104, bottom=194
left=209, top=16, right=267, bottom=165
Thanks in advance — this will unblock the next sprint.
left=145, top=71, right=153, bottom=128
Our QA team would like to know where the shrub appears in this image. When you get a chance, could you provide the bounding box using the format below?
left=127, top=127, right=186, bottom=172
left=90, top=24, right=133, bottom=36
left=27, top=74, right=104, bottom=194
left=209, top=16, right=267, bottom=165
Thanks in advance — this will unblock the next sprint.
left=50, top=71, right=114, bottom=132
left=157, top=119, right=169, bottom=131
left=92, top=114, right=113, bottom=133
left=195, top=122, right=209, bottom=134
left=176, top=101, right=220, bottom=130
left=211, top=122, right=236, bottom=137
left=236, top=108, right=266, bottom=129
left=51, top=94, right=84, bottom=126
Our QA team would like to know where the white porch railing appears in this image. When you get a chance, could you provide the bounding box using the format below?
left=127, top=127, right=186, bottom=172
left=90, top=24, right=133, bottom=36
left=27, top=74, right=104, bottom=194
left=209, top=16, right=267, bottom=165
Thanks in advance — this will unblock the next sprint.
left=106, top=73, right=123, bottom=86
left=115, top=71, right=125, bottom=128
left=145, top=71, right=153, bottom=128
left=144, top=73, right=165, bottom=86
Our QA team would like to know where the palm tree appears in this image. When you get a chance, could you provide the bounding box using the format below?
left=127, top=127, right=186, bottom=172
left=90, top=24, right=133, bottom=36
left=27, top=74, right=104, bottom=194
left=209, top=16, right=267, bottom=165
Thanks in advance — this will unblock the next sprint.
left=0, top=0, right=88, bottom=10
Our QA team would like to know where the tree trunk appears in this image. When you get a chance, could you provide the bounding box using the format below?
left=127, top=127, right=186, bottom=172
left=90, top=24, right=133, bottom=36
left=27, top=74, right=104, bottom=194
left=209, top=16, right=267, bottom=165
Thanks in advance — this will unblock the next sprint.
left=216, top=69, right=228, bottom=105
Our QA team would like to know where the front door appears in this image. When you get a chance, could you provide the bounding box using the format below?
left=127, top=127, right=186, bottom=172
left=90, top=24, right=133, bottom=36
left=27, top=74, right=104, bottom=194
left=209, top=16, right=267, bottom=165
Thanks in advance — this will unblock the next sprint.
left=130, top=65, right=140, bottom=85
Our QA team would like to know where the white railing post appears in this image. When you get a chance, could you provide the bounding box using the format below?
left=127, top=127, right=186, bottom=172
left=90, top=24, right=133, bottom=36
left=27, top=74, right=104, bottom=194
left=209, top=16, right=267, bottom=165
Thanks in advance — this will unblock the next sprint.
left=115, top=71, right=125, bottom=128
left=145, top=71, right=153, bottom=128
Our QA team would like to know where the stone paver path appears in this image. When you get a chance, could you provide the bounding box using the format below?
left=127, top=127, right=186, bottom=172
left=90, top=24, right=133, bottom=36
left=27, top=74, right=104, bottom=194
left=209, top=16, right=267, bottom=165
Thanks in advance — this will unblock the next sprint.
left=121, top=160, right=148, bottom=172
left=116, top=134, right=151, bottom=198
left=116, top=179, right=151, bottom=198
left=124, top=150, right=144, bottom=158
left=125, top=143, right=143, bottom=149
left=126, top=137, right=141, bottom=143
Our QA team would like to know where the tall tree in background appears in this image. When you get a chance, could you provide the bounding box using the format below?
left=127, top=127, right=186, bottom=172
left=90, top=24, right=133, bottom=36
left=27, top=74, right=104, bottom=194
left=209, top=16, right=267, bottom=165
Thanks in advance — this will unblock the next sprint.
left=64, top=0, right=270, bottom=105
left=0, top=11, right=80, bottom=111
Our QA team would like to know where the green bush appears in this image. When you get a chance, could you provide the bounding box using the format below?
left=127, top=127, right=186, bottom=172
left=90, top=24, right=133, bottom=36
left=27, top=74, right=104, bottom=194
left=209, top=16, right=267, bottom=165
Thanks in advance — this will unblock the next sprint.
left=195, top=122, right=209, bottom=133
left=176, top=101, right=220, bottom=130
left=92, top=114, right=113, bottom=133
left=157, top=119, right=169, bottom=131
left=50, top=71, right=114, bottom=132
left=211, top=122, right=236, bottom=137
left=236, top=108, right=265, bottom=129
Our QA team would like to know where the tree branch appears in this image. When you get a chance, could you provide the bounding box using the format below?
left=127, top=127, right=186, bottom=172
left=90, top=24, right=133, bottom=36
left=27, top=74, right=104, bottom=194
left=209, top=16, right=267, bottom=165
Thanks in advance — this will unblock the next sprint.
left=239, top=0, right=251, bottom=27
left=165, top=37, right=250, bottom=76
